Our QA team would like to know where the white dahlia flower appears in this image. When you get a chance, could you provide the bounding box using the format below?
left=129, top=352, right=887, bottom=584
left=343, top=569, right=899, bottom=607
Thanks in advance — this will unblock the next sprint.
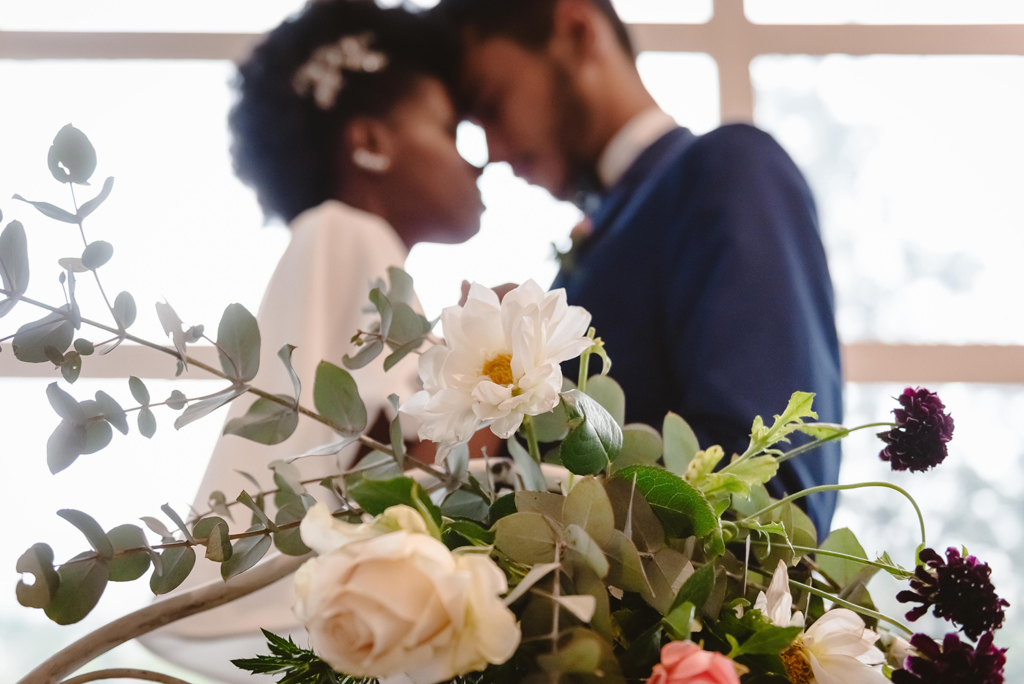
left=400, top=280, right=592, bottom=452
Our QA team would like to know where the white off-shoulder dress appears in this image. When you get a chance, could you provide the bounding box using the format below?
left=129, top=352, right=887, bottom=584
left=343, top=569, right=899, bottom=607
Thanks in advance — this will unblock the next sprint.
left=140, top=200, right=421, bottom=683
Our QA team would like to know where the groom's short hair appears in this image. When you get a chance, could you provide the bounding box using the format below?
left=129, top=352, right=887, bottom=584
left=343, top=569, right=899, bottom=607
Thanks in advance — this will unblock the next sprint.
left=435, top=0, right=634, bottom=57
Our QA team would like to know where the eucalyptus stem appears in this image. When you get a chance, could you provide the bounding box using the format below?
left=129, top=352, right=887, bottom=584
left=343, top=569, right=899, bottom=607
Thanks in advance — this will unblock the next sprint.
left=739, top=482, right=926, bottom=548
left=69, top=183, right=119, bottom=324
left=523, top=415, right=541, bottom=463
left=789, top=579, right=914, bottom=636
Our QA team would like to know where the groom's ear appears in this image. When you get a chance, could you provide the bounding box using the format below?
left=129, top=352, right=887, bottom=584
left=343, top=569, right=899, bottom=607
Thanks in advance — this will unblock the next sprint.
left=549, top=0, right=602, bottom=67
left=344, top=116, right=396, bottom=162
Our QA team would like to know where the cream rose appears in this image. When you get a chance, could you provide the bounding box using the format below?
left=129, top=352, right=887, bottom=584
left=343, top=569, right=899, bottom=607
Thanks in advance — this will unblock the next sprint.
left=293, top=504, right=521, bottom=684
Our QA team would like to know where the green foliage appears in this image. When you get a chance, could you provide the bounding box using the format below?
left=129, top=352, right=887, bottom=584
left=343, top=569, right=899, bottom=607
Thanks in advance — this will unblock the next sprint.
left=81, top=240, right=113, bottom=270
left=348, top=477, right=442, bottom=534
left=150, top=546, right=196, bottom=595
left=217, top=303, right=261, bottom=383
left=559, top=389, right=623, bottom=475
left=13, top=308, right=74, bottom=363
left=16, top=543, right=60, bottom=609
left=233, top=629, right=376, bottom=684
left=0, top=220, right=30, bottom=317
left=817, top=528, right=870, bottom=587
left=494, top=512, right=559, bottom=564
left=585, top=375, right=625, bottom=427
left=106, top=524, right=151, bottom=581
left=746, top=391, right=817, bottom=453
left=224, top=395, right=299, bottom=445
left=507, top=436, right=546, bottom=491
left=662, top=412, right=700, bottom=475
left=612, top=465, right=720, bottom=542
left=222, top=529, right=273, bottom=580
left=314, top=361, right=367, bottom=434
left=45, top=552, right=108, bottom=625
left=47, top=123, right=97, bottom=184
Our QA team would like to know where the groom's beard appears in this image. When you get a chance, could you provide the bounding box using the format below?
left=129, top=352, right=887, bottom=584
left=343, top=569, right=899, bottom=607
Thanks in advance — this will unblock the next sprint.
left=549, top=63, right=600, bottom=203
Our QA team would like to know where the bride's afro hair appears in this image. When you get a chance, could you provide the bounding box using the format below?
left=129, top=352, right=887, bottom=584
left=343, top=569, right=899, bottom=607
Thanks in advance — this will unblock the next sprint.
left=229, top=0, right=460, bottom=223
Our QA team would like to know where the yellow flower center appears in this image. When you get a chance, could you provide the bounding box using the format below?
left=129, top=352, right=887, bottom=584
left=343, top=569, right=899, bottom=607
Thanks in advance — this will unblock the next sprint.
left=781, top=642, right=813, bottom=684
left=482, top=353, right=514, bottom=386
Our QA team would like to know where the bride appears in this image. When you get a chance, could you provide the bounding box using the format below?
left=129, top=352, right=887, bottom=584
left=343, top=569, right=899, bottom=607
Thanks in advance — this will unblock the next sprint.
left=141, top=1, right=484, bottom=680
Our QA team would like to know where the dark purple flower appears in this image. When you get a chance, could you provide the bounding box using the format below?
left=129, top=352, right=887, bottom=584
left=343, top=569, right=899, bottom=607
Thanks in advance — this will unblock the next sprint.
left=898, top=547, right=1008, bottom=640
left=891, top=632, right=1006, bottom=684
left=879, top=387, right=954, bottom=472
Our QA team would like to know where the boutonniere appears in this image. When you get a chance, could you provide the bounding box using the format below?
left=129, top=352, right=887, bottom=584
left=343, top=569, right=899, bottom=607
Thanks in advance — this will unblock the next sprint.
left=554, top=216, right=594, bottom=275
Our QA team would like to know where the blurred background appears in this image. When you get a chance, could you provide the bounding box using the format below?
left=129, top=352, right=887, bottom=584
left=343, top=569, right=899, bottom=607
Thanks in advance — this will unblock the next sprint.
left=2, top=0, right=1024, bottom=680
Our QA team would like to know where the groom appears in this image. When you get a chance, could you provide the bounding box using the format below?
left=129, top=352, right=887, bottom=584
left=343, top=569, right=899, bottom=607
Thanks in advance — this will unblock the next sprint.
left=436, top=0, right=842, bottom=534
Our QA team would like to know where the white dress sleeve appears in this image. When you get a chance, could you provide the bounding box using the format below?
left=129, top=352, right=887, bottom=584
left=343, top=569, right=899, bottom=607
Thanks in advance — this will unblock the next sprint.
left=139, top=201, right=421, bottom=682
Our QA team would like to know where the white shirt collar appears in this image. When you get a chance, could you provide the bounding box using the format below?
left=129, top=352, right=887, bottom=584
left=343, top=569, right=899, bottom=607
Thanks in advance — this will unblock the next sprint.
left=597, top=107, right=678, bottom=189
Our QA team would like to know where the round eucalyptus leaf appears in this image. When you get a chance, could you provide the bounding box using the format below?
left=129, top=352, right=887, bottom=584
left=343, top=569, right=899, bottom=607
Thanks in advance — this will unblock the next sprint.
left=221, top=529, right=272, bottom=580
left=150, top=546, right=196, bottom=595
left=48, top=124, right=97, bottom=184
left=44, top=552, right=108, bottom=625
left=81, top=241, right=113, bottom=270
left=15, top=543, right=60, bottom=609
left=107, top=524, right=151, bottom=582
left=113, top=291, right=137, bottom=329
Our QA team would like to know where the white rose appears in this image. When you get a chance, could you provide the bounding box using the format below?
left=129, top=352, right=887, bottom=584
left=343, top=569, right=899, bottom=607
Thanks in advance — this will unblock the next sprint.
left=293, top=504, right=520, bottom=684
left=400, top=280, right=592, bottom=457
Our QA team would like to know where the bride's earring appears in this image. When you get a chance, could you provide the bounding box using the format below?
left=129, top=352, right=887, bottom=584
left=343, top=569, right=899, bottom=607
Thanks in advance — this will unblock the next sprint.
left=353, top=148, right=391, bottom=173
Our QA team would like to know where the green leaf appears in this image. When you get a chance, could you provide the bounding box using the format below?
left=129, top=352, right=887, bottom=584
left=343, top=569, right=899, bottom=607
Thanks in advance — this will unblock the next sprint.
left=818, top=528, right=870, bottom=588
left=508, top=436, right=546, bottom=491
left=389, top=414, right=406, bottom=470
left=278, top=345, right=302, bottom=404
left=559, top=389, right=622, bottom=475
left=140, top=516, right=175, bottom=541
left=160, top=504, right=196, bottom=543
left=349, top=477, right=442, bottom=532
left=442, top=519, right=495, bottom=548
left=237, top=491, right=278, bottom=532
left=386, top=266, right=415, bottom=305
left=194, top=517, right=233, bottom=562
left=0, top=220, right=30, bottom=301
left=369, top=288, right=394, bottom=342
left=387, top=303, right=431, bottom=349
left=128, top=376, right=150, bottom=405
left=223, top=396, right=298, bottom=445
left=221, top=529, right=273, bottom=580
left=441, top=490, right=490, bottom=523
left=489, top=492, right=517, bottom=526
left=566, top=523, right=609, bottom=578
left=670, top=560, right=716, bottom=612
left=13, top=308, right=74, bottom=363
left=81, top=241, right=113, bottom=270
left=383, top=337, right=424, bottom=371
left=663, top=412, right=701, bottom=475
left=107, top=524, right=151, bottom=581
left=533, top=400, right=571, bottom=442
left=613, top=465, right=720, bottom=540
left=61, top=352, right=82, bottom=384
left=155, top=301, right=188, bottom=362
left=515, top=491, right=564, bottom=521
left=748, top=391, right=818, bottom=452
left=604, top=530, right=649, bottom=593
left=797, top=423, right=850, bottom=440
left=494, top=512, right=559, bottom=564
left=137, top=406, right=157, bottom=439
left=150, top=546, right=196, bottom=595
left=585, top=375, right=625, bottom=427
left=74, top=339, right=94, bottom=356
left=217, top=303, right=261, bottom=382
left=47, top=382, right=83, bottom=421
left=47, top=123, right=97, bottom=184
left=563, top=476, right=615, bottom=547
left=12, top=195, right=77, bottom=224
left=47, top=420, right=86, bottom=474
left=735, top=625, right=803, bottom=656
left=274, top=505, right=311, bottom=557
left=313, top=361, right=367, bottom=433
left=77, top=176, right=114, bottom=220
left=16, top=543, right=60, bottom=609
left=58, top=509, right=114, bottom=559
left=112, top=291, right=136, bottom=330
left=174, top=386, right=247, bottom=430
left=45, top=553, right=108, bottom=624
left=343, top=338, right=384, bottom=370
left=613, top=424, right=663, bottom=471
left=663, top=601, right=695, bottom=641
left=94, top=391, right=128, bottom=435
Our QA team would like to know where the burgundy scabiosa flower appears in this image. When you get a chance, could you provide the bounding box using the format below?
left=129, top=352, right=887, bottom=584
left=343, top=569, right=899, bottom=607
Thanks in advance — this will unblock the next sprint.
left=891, top=632, right=1006, bottom=684
left=897, top=547, right=1008, bottom=640
left=879, top=387, right=954, bottom=472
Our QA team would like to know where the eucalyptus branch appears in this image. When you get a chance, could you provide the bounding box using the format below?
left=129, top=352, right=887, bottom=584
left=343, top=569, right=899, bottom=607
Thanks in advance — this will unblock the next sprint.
left=60, top=669, right=194, bottom=684
left=737, top=482, right=926, bottom=548
left=788, top=579, right=913, bottom=636
left=16, top=552, right=311, bottom=684
left=69, top=184, right=119, bottom=325
left=0, top=286, right=452, bottom=487
left=523, top=415, right=541, bottom=463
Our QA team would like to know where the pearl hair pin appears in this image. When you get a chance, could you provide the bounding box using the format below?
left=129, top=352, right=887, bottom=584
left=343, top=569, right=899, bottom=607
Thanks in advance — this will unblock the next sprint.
left=293, top=32, right=389, bottom=110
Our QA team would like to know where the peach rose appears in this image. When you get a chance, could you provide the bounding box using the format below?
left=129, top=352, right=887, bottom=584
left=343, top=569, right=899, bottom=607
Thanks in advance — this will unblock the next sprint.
left=647, top=641, right=741, bottom=684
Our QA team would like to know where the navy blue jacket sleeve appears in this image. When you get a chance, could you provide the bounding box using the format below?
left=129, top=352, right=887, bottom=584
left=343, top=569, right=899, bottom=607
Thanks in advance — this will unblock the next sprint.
left=658, top=125, right=843, bottom=536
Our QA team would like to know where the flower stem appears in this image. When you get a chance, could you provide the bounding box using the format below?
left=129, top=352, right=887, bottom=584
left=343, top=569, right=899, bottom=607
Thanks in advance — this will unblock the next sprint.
left=747, top=541, right=914, bottom=579
left=738, top=482, right=926, bottom=548
left=775, top=422, right=896, bottom=465
left=523, top=415, right=542, bottom=464
left=788, top=579, right=914, bottom=636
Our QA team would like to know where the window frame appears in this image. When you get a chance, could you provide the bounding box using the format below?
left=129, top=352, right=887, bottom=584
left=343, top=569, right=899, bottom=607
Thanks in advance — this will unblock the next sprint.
left=3, top=0, right=1024, bottom=383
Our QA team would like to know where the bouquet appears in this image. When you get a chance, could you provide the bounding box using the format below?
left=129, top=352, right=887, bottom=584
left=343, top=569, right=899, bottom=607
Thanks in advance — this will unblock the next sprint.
left=5, top=126, right=1009, bottom=684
